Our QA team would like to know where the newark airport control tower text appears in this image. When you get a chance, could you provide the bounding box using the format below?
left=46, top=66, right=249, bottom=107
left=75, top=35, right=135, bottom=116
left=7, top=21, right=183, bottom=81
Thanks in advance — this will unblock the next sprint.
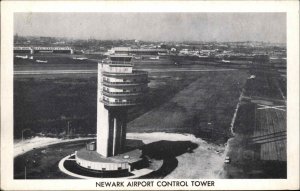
left=97, top=55, right=149, bottom=157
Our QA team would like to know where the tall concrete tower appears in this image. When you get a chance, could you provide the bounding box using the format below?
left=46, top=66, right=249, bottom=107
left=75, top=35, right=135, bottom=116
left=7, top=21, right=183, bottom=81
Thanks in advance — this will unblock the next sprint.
left=69, top=55, right=149, bottom=174
left=97, top=55, right=148, bottom=157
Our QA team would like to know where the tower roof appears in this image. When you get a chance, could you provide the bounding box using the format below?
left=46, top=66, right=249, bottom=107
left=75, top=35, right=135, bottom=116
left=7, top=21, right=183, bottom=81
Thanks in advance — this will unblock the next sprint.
left=110, top=55, right=132, bottom=62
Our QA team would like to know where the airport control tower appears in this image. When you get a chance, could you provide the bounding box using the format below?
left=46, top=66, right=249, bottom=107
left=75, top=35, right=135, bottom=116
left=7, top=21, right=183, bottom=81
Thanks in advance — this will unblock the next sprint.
left=73, top=55, right=149, bottom=173
left=60, top=55, right=150, bottom=175
left=97, top=55, right=149, bottom=157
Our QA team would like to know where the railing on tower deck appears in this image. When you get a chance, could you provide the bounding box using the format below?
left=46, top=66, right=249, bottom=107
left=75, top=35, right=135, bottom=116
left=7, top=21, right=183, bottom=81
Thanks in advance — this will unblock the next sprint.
left=102, top=70, right=148, bottom=76
left=102, top=80, right=149, bottom=86
left=111, top=61, right=132, bottom=65
left=102, top=90, right=144, bottom=97
left=101, top=99, right=141, bottom=106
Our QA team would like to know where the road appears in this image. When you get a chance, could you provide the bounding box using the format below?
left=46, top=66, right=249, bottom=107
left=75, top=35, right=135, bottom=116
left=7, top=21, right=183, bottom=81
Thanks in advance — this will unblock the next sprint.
left=14, top=68, right=236, bottom=75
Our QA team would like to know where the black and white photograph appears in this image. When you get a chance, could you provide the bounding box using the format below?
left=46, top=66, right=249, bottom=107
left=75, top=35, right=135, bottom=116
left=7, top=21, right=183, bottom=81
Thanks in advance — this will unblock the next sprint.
left=1, top=0, right=299, bottom=190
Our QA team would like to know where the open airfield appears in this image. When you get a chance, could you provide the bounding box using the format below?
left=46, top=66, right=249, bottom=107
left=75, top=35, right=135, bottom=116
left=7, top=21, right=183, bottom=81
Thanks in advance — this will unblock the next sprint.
left=13, top=55, right=286, bottom=179
left=222, top=67, right=287, bottom=178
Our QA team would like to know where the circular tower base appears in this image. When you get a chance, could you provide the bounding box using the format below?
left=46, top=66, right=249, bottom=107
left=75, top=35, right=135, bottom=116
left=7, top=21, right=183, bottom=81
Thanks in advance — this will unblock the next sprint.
left=75, top=148, right=145, bottom=172
left=58, top=148, right=162, bottom=178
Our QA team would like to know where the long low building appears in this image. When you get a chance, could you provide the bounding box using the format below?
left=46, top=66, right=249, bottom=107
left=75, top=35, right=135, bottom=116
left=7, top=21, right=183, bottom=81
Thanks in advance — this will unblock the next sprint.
left=14, top=46, right=74, bottom=54
left=14, top=47, right=34, bottom=54
left=111, top=47, right=168, bottom=55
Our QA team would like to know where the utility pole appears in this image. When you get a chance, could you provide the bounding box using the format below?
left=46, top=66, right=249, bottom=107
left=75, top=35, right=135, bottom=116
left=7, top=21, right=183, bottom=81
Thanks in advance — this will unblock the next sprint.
left=67, top=121, right=70, bottom=136
left=22, top=128, right=31, bottom=142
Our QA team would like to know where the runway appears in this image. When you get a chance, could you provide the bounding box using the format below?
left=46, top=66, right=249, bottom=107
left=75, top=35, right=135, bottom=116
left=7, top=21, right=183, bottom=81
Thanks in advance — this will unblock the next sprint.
left=14, top=70, right=96, bottom=75
left=14, top=68, right=236, bottom=75
left=142, top=68, right=236, bottom=73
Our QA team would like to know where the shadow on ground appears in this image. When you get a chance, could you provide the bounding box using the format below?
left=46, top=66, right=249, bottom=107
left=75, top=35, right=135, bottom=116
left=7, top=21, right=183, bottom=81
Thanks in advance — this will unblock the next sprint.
left=139, top=140, right=198, bottom=178
left=142, top=140, right=198, bottom=159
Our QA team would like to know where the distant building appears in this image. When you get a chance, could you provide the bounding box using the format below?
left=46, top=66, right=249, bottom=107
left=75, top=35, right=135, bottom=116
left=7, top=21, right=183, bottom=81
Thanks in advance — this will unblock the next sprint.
left=14, top=46, right=74, bottom=54
left=179, top=49, right=189, bottom=55
left=13, top=47, right=34, bottom=54
left=111, top=47, right=168, bottom=55
left=160, top=44, right=167, bottom=49
left=200, top=49, right=217, bottom=56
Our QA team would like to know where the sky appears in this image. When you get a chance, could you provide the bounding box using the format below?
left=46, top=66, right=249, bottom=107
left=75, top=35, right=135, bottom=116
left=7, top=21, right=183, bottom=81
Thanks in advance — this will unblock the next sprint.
left=14, top=13, right=286, bottom=43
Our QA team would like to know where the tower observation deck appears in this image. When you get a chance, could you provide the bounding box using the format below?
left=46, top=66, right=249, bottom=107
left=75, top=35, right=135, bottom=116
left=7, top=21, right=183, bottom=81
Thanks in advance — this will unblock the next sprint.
left=97, top=55, right=149, bottom=157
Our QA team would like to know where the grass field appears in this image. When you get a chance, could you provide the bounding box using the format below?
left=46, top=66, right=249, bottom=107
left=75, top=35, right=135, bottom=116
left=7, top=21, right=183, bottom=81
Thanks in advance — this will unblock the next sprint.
left=14, top=56, right=248, bottom=144
left=129, top=70, right=247, bottom=144
left=222, top=67, right=287, bottom=178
